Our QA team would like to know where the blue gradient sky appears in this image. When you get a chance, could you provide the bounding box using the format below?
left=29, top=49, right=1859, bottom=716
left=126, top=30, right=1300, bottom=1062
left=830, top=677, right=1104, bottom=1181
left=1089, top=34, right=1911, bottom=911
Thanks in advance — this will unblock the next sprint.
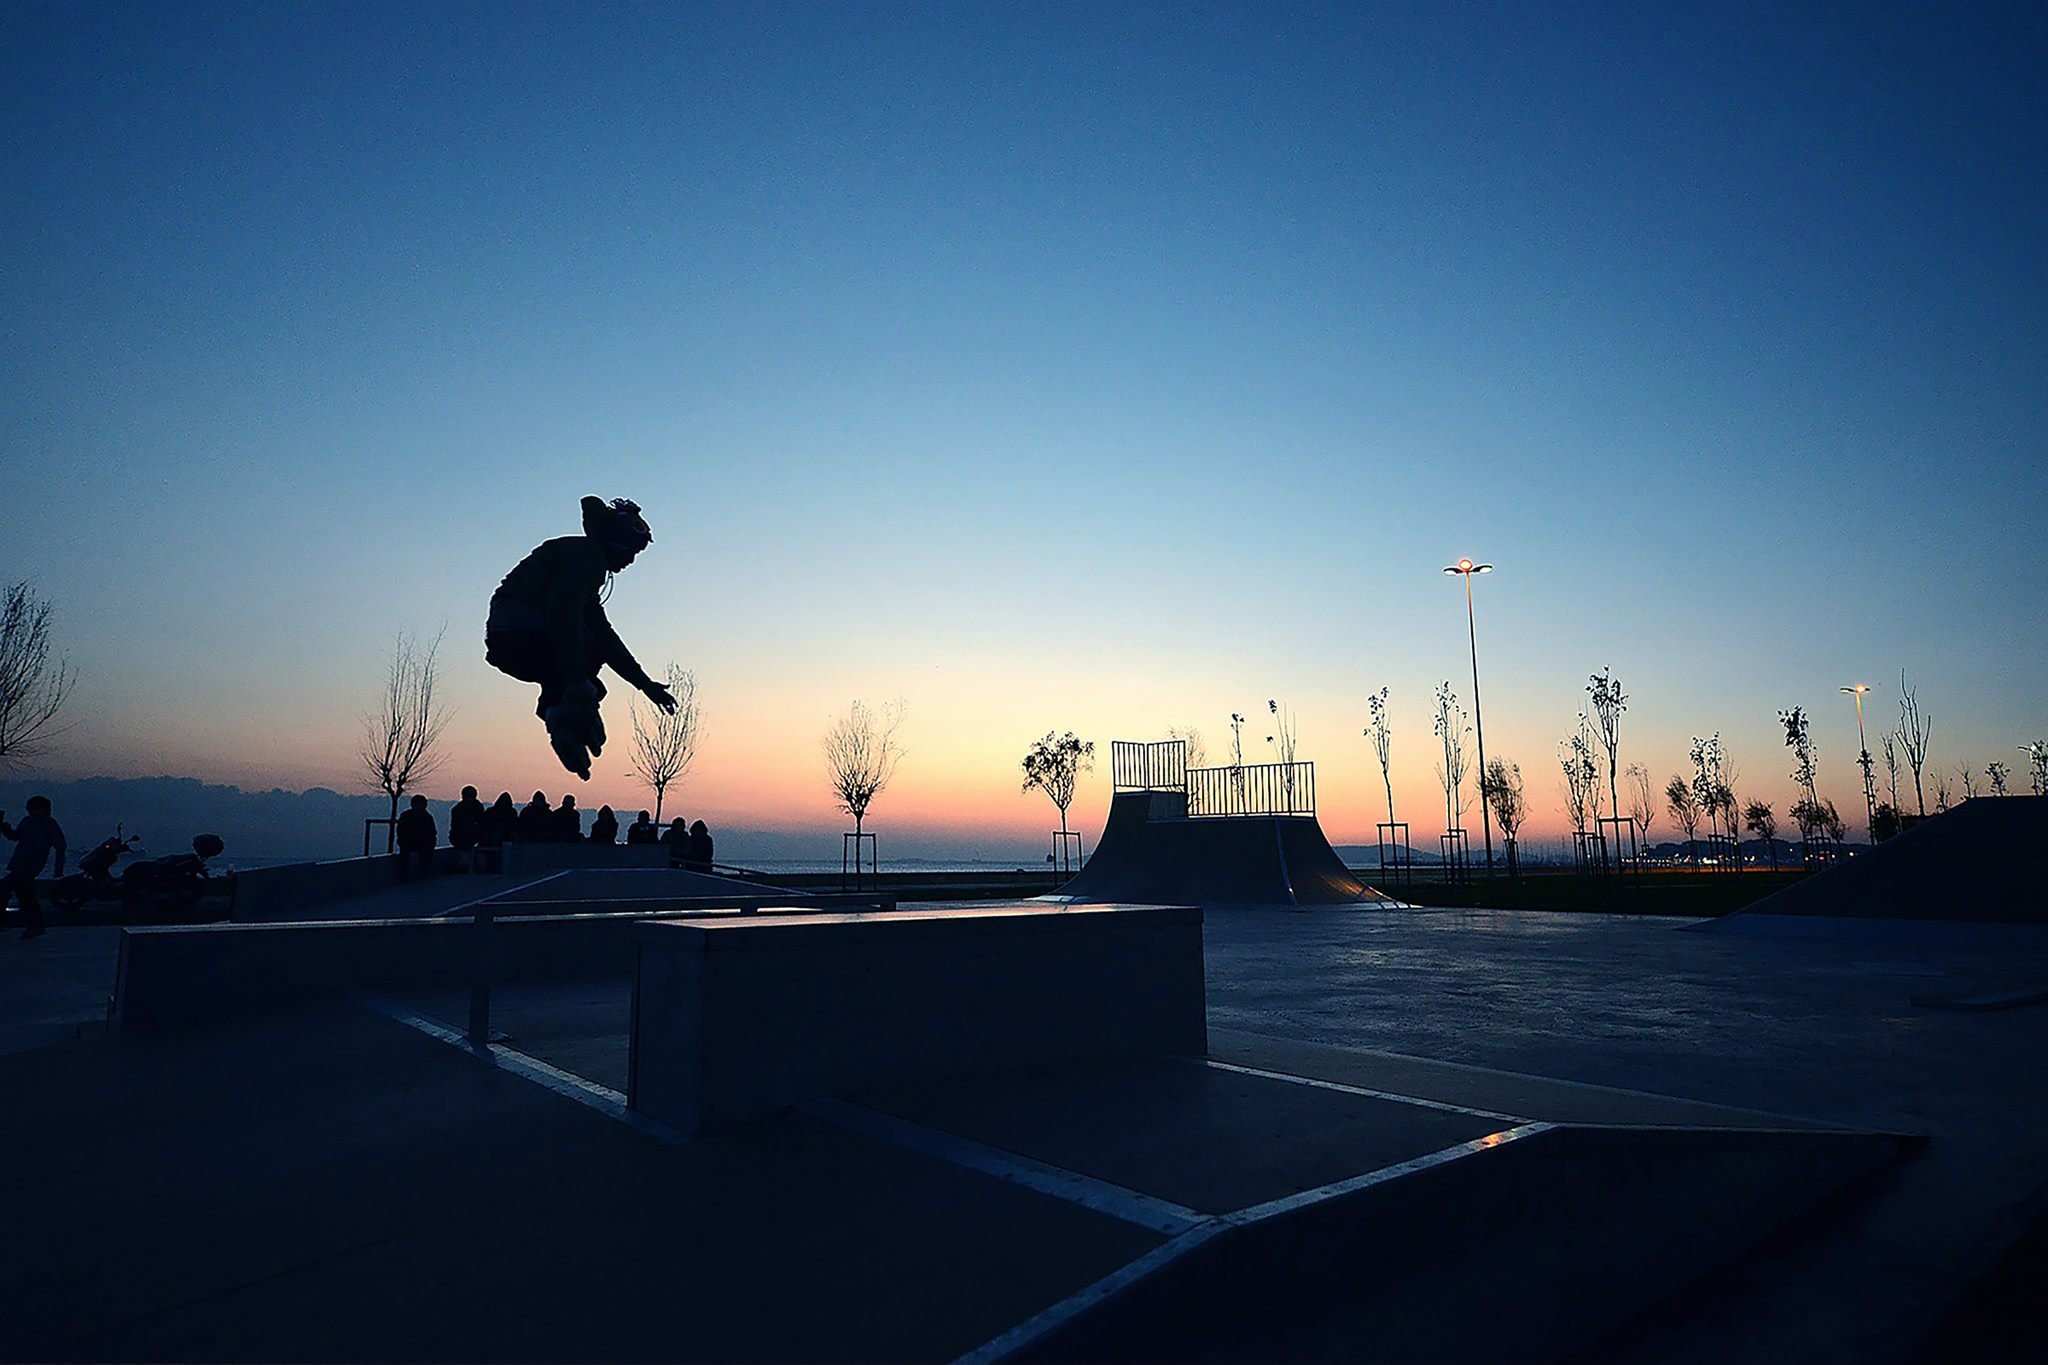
left=4, top=2, right=2044, bottom=846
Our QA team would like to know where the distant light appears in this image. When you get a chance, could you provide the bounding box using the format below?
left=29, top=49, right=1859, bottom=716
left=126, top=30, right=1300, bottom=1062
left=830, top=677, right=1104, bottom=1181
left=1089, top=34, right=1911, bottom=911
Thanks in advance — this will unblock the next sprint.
left=1840, top=684, right=1873, bottom=695
left=1442, top=560, right=1494, bottom=576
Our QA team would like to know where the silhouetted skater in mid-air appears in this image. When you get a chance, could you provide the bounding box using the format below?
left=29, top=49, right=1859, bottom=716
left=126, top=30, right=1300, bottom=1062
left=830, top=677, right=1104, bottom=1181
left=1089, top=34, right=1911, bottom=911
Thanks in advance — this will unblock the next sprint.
left=487, top=496, right=677, bottom=779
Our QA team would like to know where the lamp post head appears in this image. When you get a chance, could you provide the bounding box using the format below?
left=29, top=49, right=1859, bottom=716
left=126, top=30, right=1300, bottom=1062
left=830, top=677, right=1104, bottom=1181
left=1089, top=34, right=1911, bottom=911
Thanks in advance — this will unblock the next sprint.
left=1841, top=684, right=1872, bottom=696
left=1443, top=559, right=1494, bottom=576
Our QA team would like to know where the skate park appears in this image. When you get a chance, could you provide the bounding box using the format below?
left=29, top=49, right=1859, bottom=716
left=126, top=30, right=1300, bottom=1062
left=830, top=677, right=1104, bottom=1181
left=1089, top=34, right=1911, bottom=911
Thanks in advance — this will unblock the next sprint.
left=9, top=7, right=2048, bottom=1356
left=7, top=778, right=2048, bottom=1360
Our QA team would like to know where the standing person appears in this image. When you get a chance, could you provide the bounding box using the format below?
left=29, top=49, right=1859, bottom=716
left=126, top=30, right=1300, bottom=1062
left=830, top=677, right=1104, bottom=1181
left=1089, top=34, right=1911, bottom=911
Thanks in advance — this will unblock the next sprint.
left=395, top=795, right=437, bottom=881
left=660, top=818, right=690, bottom=868
left=589, top=805, right=619, bottom=846
left=449, top=786, right=488, bottom=868
left=686, top=819, right=715, bottom=873
left=625, top=811, right=657, bottom=845
left=483, top=496, right=679, bottom=779
left=554, top=794, right=583, bottom=842
left=0, top=796, right=66, bottom=940
left=517, top=792, right=553, bottom=843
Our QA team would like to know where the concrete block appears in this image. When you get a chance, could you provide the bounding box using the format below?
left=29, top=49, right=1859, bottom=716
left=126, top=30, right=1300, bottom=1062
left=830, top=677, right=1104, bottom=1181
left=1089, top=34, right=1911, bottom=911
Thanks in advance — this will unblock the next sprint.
left=114, top=899, right=888, bottom=1033
left=628, top=904, right=1205, bottom=1137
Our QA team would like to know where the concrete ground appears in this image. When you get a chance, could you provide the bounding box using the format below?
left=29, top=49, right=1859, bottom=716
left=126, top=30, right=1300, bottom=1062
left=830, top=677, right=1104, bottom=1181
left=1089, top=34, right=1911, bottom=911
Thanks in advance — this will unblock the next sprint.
left=1198, top=905, right=2048, bottom=1364
left=4, top=903, right=2046, bottom=1361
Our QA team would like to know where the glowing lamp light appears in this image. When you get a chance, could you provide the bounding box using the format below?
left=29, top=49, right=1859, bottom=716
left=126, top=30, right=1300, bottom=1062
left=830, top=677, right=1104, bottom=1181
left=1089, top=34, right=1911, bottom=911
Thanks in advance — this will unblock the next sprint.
left=1443, top=559, right=1493, bottom=576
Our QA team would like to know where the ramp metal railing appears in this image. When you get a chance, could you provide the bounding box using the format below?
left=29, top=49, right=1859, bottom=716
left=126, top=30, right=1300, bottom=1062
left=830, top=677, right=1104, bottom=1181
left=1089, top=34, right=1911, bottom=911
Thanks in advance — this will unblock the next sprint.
left=1111, top=739, right=1188, bottom=792
left=1186, top=761, right=1316, bottom=817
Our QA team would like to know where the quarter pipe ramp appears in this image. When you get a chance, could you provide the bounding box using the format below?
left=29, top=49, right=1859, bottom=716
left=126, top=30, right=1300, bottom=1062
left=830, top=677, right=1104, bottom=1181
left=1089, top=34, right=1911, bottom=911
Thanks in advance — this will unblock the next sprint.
left=1057, top=788, right=1392, bottom=908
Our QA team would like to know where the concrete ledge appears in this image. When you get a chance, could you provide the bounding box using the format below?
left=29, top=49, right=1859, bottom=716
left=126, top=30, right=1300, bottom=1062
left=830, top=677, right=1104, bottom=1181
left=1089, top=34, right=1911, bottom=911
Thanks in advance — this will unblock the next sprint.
left=628, top=904, right=1206, bottom=1138
left=1002, top=1123, right=1906, bottom=1363
left=113, top=896, right=894, bottom=1034
left=230, top=851, right=475, bottom=920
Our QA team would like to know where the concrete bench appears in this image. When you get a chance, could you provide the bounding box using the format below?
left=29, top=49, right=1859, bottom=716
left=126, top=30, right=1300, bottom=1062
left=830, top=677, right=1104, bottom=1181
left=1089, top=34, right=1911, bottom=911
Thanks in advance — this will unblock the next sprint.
left=627, top=903, right=1206, bottom=1138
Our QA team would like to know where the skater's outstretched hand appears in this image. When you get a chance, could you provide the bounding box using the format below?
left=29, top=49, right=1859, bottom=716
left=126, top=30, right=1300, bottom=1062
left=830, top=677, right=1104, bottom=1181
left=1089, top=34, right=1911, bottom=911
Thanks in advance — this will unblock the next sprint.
left=644, top=681, right=679, bottom=713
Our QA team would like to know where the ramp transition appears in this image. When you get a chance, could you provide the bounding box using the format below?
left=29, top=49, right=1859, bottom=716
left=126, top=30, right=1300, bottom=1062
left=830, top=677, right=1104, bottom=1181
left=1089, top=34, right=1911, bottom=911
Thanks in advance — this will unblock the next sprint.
left=1711, top=796, right=2047, bottom=927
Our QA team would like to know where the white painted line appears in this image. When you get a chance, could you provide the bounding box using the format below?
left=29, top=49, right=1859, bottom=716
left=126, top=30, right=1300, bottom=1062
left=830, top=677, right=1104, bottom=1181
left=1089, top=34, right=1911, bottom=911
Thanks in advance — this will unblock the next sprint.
left=954, top=1123, right=1553, bottom=1364
left=952, top=1224, right=1221, bottom=1365
left=1213, top=1032, right=1844, bottom=1129
left=1193, top=1057, right=1527, bottom=1123
left=360, top=995, right=686, bottom=1144
left=806, top=1099, right=1206, bottom=1236
left=1224, top=1122, right=1555, bottom=1226
left=431, top=868, right=575, bottom=918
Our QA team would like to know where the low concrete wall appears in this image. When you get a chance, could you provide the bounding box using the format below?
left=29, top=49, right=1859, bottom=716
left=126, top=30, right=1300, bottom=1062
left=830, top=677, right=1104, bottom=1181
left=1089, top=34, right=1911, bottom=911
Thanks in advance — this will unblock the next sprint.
left=628, top=904, right=1206, bottom=1138
left=230, top=850, right=474, bottom=920
left=114, top=895, right=894, bottom=1034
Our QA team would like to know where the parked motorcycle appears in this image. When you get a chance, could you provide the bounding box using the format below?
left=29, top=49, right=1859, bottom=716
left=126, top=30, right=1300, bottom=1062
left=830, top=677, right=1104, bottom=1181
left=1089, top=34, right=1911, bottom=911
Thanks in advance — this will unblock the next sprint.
left=50, top=832, right=144, bottom=910
left=50, top=833, right=225, bottom=918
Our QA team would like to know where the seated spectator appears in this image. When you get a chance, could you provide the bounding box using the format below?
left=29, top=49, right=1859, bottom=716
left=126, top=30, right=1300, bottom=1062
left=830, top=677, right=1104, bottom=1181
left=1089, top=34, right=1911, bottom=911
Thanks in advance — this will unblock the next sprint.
left=554, top=794, right=583, bottom=842
left=483, top=792, right=518, bottom=849
left=625, top=811, right=658, bottom=845
left=660, top=817, right=689, bottom=867
left=516, top=792, right=553, bottom=843
left=449, top=786, right=487, bottom=856
left=395, top=794, right=437, bottom=881
left=589, top=804, right=619, bottom=846
left=686, top=819, right=714, bottom=872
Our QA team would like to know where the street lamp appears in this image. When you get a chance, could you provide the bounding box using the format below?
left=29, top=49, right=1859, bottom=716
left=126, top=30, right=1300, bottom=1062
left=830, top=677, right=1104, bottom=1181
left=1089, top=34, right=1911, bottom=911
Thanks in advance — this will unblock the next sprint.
left=1444, top=558, right=1495, bottom=874
left=1841, top=684, right=1876, bottom=842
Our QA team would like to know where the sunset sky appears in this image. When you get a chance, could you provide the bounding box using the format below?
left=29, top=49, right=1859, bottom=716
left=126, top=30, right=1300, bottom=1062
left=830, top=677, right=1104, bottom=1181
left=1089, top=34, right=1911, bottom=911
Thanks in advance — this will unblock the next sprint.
left=5, top=3, right=2044, bottom=853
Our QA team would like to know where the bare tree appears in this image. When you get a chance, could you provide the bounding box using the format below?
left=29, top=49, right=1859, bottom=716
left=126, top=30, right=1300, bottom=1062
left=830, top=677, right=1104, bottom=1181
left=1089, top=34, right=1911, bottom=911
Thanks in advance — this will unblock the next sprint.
left=1228, top=711, right=1248, bottom=809
left=630, top=664, right=700, bottom=823
left=1587, top=668, right=1627, bottom=825
left=1021, top=731, right=1094, bottom=846
left=1882, top=733, right=1903, bottom=815
left=1743, top=799, right=1779, bottom=871
left=1986, top=761, right=2011, bottom=797
left=1165, top=726, right=1207, bottom=770
left=360, top=629, right=452, bottom=846
left=1896, top=673, right=1931, bottom=817
left=824, top=699, right=904, bottom=838
left=1265, top=698, right=1301, bottom=808
left=1717, top=758, right=1742, bottom=866
left=1933, top=772, right=1954, bottom=813
left=1626, top=762, right=1657, bottom=849
left=1792, top=795, right=1848, bottom=849
left=1365, top=687, right=1395, bottom=828
left=0, top=581, right=76, bottom=770
left=1481, top=758, right=1526, bottom=864
left=2022, top=742, right=2048, bottom=797
left=1665, top=774, right=1702, bottom=866
left=1432, top=681, right=1471, bottom=834
left=1559, top=720, right=1601, bottom=841
left=1956, top=764, right=1980, bottom=801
